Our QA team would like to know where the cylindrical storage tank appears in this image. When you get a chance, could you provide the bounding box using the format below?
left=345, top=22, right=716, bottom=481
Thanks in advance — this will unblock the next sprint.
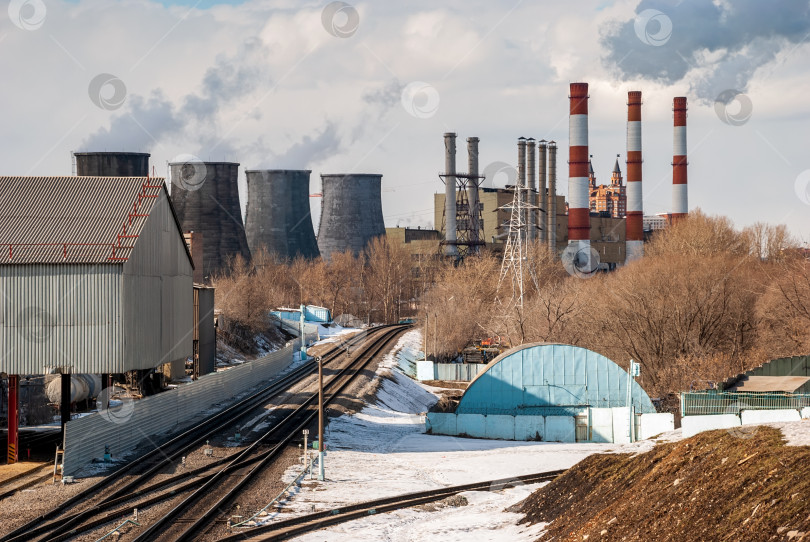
left=317, top=173, right=385, bottom=260
left=46, top=374, right=101, bottom=404
left=169, top=161, right=251, bottom=280
left=626, top=91, right=644, bottom=263
left=244, top=170, right=319, bottom=260
left=74, top=152, right=150, bottom=177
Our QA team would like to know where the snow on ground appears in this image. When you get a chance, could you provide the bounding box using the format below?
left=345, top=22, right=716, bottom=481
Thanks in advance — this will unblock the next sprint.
left=312, top=323, right=363, bottom=344
left=237, top=329, right=661, bottom=541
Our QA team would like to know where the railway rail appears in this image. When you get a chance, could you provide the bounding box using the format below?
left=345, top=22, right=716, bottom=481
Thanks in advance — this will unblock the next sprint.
left=0, top=464, right=54, bottom=501
left=133, top=323, right=408, bottom=542
left=221, top=470, right=566, bottom=541
left=1, top=324, right=403, bottom=542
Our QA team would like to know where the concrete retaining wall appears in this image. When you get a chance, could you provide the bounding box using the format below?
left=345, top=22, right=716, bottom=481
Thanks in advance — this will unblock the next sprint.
left=640, top=413, right=675, bottom=440
left=457, top=413, right=486, bottom=438
left=514, top=416, right=545, bottom=441
left=740, top=409, right=801, bottom=425
left=590, top=408, right=614, bottom=443
left=485, top=414, right=515, bottom=440
left=63, top=343, right=297, bottom=476
left=683, top=409, right=806, bottom=438
left=682, top=414, right=743, bottom=438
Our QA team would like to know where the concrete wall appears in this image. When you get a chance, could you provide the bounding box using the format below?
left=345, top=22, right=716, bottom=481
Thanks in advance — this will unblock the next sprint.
left=740, top=409, right=801, bottom=425
left=417, top=360, right=437, bottom=381
left=639, top=413, right=675, bottom=440
left=545, top=416, right=575, bottom=442
left=63, top=342, right=297, bottom=476
left=426, top=410, right=667, bottom=443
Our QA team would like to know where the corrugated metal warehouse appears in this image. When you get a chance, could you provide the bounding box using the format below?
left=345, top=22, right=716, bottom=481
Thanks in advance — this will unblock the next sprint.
left=427, top=343, right=672, bottom=443
left=0, top=176, right=194, bottom=375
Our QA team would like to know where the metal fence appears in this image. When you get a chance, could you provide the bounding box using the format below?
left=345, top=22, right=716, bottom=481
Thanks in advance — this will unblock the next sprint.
left=681, top=390, right=810, bottom=417
left=436, top=363, right=485, bottom=382
left=63, top=342, right=298, bottom=476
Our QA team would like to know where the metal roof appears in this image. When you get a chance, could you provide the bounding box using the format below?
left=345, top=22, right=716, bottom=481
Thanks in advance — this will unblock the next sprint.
left=730, top=376, right=810, bottom=393
left=0, top=176, right=167, bottom=264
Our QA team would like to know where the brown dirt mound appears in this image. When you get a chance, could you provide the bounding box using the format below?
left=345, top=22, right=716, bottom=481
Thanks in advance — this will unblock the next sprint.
left=511, top=426, right=810, bottom=541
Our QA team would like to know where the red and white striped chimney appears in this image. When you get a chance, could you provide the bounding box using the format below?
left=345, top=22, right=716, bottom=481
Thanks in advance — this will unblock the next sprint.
left=568, top=83, right=591, bottom=258
left=626, top=91, right=643, bottom=262
left=671, top=97, right=688, bottom=221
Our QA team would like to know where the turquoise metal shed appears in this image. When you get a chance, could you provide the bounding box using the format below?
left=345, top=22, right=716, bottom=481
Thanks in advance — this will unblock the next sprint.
left=457, top=343, right=657, bottom=416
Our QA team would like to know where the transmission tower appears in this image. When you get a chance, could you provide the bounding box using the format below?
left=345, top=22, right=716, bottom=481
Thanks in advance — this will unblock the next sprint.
left=498, top=180, right=537, bottom=309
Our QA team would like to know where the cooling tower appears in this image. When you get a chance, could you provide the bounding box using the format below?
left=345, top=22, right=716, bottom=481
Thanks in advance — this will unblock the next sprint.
left=169, top=161, right=251, bottom=280
left=317, top=173, right=385, bottom=260
left=244, top=170, right=320, bottom=260
left=74, top=152, right=150, bottom=177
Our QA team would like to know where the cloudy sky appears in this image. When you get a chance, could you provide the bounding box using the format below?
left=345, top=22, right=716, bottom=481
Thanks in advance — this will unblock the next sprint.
left=2, top=0, right=809, bottom=243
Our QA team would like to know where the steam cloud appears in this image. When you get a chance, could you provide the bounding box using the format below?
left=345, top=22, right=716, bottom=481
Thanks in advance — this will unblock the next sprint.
left=601, top=0, right=810, bottom=101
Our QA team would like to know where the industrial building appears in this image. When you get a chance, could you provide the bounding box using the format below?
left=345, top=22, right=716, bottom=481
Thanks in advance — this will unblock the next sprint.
left=169, top=160, right=252, bottom=280
left=426, top=343, right=672, bottom=443
left=317, top=173, right=386, bottom=260
left=0, top=175, right=194, bottom=461
left=244, top=169, right=320, bottom=260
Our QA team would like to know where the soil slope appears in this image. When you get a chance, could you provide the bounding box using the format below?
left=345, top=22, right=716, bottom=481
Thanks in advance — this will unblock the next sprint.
left=512, top=426, right=810, bottom=541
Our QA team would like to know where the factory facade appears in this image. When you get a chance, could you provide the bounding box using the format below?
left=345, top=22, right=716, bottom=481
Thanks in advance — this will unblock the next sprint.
left=0, top=175, right=194, bottom=376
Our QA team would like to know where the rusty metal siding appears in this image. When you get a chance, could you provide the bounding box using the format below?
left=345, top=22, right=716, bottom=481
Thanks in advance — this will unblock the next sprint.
left=0, top=264, right=123, bottom=374
left=123, top=192, right=193, bottom=369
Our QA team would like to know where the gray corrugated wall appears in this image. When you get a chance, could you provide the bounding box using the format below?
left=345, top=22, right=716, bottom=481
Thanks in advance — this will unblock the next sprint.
left=123, top=192, right=193, bottom=370
left=63, top=343, right=297, bottom=476
left=0, top=264, right=123, bottom=374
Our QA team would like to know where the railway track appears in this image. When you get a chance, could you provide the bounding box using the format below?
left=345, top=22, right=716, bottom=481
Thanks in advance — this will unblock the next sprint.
left=1, top=325, right=403, bottom=542
left=0, top=464, right=54, bottom=501
left=133, top=324, right=408, bottom=542
left=221, top=470, right=566, bottom=541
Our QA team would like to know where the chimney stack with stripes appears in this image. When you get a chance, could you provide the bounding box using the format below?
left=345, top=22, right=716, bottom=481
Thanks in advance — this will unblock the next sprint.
left=568, top=83, right=591, bottom=259
left=625, top=91, right=643, bottom=262
left=671, top=97, right=688, bottom=222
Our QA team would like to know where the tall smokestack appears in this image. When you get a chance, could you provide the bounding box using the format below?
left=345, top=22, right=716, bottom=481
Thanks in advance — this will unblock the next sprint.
left=626, top=91, right=644, bottom=262
left=517, top=137, right=527, bottom=240
left=671, top=97, right=688, bottom=221
left=538, top=140, right=547, bottom=244
left=444, top=132, right=458, bottom=257
left=547, top=141, right=557, bottom=258
left=568, top=83, right=591, bottom=261
left=467, top=137, right=481, bottom=254
left=526, top=138, right=536, bottom=242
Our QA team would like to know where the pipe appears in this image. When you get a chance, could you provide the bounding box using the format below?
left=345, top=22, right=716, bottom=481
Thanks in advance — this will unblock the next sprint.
left=626, top=91, right=644, bottom=262
left=467, top=137, right=480, bottom=253
left=548, top=141, right=557, bottom=259
left=538, top=140, right=547, bottom=244
left=568, top=83, right=591, bottom=264
left=444, top=132, right=458, bottom=256
left=671, top=97, right=688, bottom=222
left=526, top=138, right=536, bottom=242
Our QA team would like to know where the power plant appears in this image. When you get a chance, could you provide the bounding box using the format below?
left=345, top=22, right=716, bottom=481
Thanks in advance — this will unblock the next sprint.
left=169, top=160, right=252, bottom=280
left=317, top=173, right=386, bottom=260
left=244, top=169, right=320, bottom=260
left=73, top=151, right=150, bottom=177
